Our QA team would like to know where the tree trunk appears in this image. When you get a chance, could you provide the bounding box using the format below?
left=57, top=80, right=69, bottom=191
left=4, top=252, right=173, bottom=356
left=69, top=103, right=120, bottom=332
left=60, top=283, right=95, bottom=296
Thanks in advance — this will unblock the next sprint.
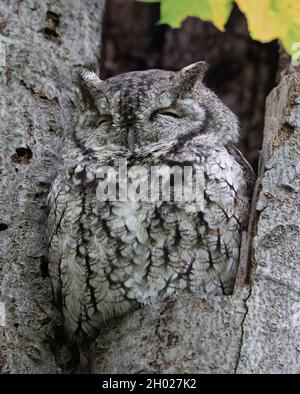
left=1, top=0, right=299, bottom=375
left=0, top=0, right=105, bottom=374
left=92, top=70, right=300, bottom=374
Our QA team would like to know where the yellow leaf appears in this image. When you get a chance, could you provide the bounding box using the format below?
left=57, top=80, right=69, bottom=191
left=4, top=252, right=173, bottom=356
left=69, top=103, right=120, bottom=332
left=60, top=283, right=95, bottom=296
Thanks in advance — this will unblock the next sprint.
left=236, top=0, right=300, bottom=54
left=210, top=0, right=233, bottom=31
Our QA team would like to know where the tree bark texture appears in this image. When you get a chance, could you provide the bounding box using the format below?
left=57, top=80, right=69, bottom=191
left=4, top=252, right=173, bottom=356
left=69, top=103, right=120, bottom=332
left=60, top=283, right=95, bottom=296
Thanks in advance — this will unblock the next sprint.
left=0, top=0, right=299, bottom=375
left=0, top=0, right=105, bottom=374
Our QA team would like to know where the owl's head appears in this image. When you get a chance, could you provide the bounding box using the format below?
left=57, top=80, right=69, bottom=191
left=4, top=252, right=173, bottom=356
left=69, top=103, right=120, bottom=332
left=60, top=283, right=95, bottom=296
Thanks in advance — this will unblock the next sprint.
left=77, top=62, right=239, bottom=151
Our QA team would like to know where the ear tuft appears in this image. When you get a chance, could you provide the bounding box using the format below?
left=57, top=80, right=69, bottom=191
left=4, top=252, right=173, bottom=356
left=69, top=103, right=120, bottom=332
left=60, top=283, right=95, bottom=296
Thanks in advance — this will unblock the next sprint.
left=176, top=61, right=209, bottom=93
left=78, top=68, right=102, bottom=87
left=180, top=61, right=209, bottom=78
left=77, top=68, right=106, bottom=109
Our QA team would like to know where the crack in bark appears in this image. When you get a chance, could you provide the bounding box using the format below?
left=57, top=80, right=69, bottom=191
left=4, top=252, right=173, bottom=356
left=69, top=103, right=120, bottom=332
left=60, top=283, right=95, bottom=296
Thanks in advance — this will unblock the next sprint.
left=234, top=286, right=252, bottom=374
left=150, top=299, right=176, bottom=372
left=20, top=79, right=59, bottom=103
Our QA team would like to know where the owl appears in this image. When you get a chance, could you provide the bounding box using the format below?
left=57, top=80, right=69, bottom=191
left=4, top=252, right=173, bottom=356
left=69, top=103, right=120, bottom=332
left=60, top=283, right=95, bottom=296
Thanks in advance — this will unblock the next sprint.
left=46, top=62, right=254, bottom=340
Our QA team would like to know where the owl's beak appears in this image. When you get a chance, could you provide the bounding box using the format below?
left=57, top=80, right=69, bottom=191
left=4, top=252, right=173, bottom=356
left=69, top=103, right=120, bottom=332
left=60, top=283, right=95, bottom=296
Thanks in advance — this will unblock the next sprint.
left=126, top=129, right=136, bottom=151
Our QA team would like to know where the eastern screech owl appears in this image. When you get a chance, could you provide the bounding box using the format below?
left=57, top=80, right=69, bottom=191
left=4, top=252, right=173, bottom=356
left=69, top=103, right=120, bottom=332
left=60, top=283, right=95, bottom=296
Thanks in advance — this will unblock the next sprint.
left=46, top=62, right=254, bottom=340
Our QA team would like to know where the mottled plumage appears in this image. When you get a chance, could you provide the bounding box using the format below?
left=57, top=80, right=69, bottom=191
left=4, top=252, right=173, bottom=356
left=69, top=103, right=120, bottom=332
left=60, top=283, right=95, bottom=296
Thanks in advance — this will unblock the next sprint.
left=46, top=62, right=254, bottom=339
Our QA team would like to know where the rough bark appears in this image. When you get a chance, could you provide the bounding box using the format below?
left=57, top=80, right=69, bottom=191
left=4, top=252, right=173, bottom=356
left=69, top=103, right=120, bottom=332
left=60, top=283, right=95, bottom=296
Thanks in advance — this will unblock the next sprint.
left=1, top=0, right=299, bottom=375
left=92, top=70, right=300, bottom=374
left=236, top=71, right=300, bottom=374
left=0, top=0, right=104, bottom=374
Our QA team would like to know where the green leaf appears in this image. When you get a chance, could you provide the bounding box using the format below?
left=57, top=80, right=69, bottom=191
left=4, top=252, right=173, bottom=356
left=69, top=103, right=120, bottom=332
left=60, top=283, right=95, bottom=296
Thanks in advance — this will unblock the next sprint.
left=139, top=0, right=300, bottom=55
left=157, top=0, right=233, bottom=31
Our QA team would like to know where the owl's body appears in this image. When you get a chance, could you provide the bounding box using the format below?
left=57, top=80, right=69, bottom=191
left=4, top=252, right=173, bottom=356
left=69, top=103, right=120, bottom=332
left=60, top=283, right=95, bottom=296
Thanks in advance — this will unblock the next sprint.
left=46, top=63, right=254, bottom=339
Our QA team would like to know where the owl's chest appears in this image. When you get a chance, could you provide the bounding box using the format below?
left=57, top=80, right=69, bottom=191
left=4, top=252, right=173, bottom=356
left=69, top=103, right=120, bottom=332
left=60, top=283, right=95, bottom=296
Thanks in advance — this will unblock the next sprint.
left=91, top=198, right=200, bottom=303
left=47, top=146, right=249, bottom=315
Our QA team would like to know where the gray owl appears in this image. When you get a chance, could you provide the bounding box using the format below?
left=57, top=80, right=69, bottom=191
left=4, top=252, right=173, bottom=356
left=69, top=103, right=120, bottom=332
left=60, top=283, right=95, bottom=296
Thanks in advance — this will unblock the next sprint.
left=46, top=62, right=254, bottom=340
